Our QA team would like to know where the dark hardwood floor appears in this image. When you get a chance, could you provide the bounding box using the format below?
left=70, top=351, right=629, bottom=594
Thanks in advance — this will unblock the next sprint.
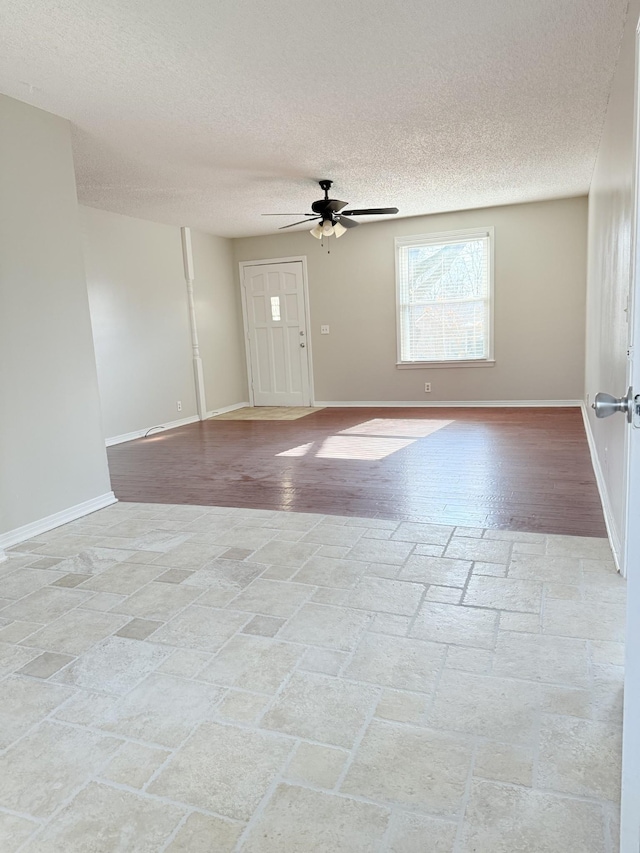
left=107, top=407, right=606, bottom=537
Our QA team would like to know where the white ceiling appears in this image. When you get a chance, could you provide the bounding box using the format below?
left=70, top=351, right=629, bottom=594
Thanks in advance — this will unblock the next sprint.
left=0, top=0, right=629, bottom=237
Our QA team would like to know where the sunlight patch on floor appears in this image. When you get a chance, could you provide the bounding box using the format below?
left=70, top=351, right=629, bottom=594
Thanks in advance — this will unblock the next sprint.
left=276, top=418, right=454, bottom=461
left=314, top=435, right=416, bottom=461
left=277, top=442, right=315, bottom=458
left=338, top=418, right=453, bottom=438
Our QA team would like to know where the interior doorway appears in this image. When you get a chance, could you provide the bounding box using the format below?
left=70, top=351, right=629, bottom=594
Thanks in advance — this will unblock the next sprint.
left=239, top=258, right=314, bottom=407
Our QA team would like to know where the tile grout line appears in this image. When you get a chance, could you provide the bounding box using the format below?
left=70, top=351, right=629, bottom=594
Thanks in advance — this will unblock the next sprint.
left=602, top=800, right=617, bottom=853
left=13, top=722, right=135, bottom=853
left=424, top=641, right=450, bottom=721
left=0, top=681, right=83, bottom=760
left=452, top=740, right=479, bottom=853
left=188, top=577, right=323, bottom=684
left=530, top=692, right=543, bottom=791
left=376, top=809, right=398, bottom=853
left=230, top=740, right=300, bottom=853
left=333, top=684, right=385, bottom=794
left=156, top=809, right=193, bottom=852
left=404, top=572, right=431, bottom=638
left=0, top=805, right=45, bottom=825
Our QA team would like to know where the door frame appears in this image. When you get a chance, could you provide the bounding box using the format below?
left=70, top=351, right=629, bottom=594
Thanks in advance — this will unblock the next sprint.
left=238, top=256, right=315, bottom=407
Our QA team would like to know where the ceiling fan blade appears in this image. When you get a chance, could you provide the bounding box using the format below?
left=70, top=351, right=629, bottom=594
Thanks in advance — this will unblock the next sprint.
left=278, top=217, right=321, bottom=230
left=341, top=207, right=399, bottom=216
left=262, top=213, right=316, bottom=216
left=338, top=215, right=359, bottom=229
left=311, top=198, right=348, bottom=214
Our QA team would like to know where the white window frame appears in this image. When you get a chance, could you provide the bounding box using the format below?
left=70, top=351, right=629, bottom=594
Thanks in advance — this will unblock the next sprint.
left=395, top=226, right=495, bottom=368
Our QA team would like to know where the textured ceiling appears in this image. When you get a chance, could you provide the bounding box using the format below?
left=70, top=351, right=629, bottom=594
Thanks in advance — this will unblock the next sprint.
left=0, top=0, right=629, bottom=237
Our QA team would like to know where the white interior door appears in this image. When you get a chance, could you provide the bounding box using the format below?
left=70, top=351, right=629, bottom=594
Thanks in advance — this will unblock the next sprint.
left=241, top=260, right=311, bottom=406
left=620, top=28, right=640, bottom=852
left=620, top=344, right=639, bottom=853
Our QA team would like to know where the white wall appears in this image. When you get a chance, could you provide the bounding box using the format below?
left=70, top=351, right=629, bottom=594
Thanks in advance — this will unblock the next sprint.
left=81, top=208, right=247, bottom=440
left=233, top=197, right=588, bottom=403
left=190, top=230, right=248, bottom=411
left=0, top=95, right=112, bottom=547
left=81, top=207, right=198, bottom=439
left=584, top=0, right=640, bottom=563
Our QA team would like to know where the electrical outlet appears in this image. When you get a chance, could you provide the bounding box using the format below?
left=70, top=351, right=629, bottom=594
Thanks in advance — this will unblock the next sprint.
left=424, top=383, right=431, bottom=393
left=177, top=401, right=182, bottom=412
left=321, top=325, right=330, bottom=335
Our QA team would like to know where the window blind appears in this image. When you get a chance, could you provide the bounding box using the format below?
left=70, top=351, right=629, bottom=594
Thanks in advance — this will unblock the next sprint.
left=396, top=231, right=491, bottom=363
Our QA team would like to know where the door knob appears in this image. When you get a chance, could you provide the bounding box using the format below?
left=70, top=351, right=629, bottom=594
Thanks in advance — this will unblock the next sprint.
left=592, top=387, right=633, bottom=423
left=300, top=342, right=306, bottom=348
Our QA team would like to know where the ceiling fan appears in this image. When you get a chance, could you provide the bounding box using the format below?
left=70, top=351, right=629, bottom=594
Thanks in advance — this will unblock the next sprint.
left=262, top=180, right=399, bottom=239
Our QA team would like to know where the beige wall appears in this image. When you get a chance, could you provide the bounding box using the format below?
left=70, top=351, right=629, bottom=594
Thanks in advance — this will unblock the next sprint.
left=190, top=230, right=248, bottom=411
left=234, top=197, right=588, bottom=403
left=0, top=95, right=112, bottom=541
left=584, top=0, right=640, bottom=561
left=81, top=208, right=247, bottom=440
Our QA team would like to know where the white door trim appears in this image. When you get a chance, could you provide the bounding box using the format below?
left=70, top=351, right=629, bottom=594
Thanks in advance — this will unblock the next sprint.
left=239, top=256, right=315, bottom=406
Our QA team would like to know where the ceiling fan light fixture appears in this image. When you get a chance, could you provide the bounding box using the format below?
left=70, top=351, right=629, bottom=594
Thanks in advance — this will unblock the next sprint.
left=267, top=180, right=399, bottom=240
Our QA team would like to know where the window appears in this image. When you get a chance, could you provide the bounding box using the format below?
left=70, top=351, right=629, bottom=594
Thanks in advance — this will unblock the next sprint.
left=270, top=295, right=281, bottom=321
left=395, top=227, right=494, bottom=366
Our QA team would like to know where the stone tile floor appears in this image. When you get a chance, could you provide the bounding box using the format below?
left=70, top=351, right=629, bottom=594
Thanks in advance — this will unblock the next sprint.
left=0, top=502, right=625, bottom=852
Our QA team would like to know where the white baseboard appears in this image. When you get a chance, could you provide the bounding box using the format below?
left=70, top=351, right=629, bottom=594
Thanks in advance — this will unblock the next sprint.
left=580, top=403, right=623, bottom=573
left=106, top=415, right=201, bottom=447
left=206, top=402, right=251, bottom=418
left=313, top=400, right=583, bottom=408
left=0, top=491, right=118, bottom=552
left=105, top=405, right=251, bottom=446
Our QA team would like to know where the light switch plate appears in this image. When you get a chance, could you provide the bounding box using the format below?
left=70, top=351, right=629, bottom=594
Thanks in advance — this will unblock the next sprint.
left=321, top=325, right=330, bottom=335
